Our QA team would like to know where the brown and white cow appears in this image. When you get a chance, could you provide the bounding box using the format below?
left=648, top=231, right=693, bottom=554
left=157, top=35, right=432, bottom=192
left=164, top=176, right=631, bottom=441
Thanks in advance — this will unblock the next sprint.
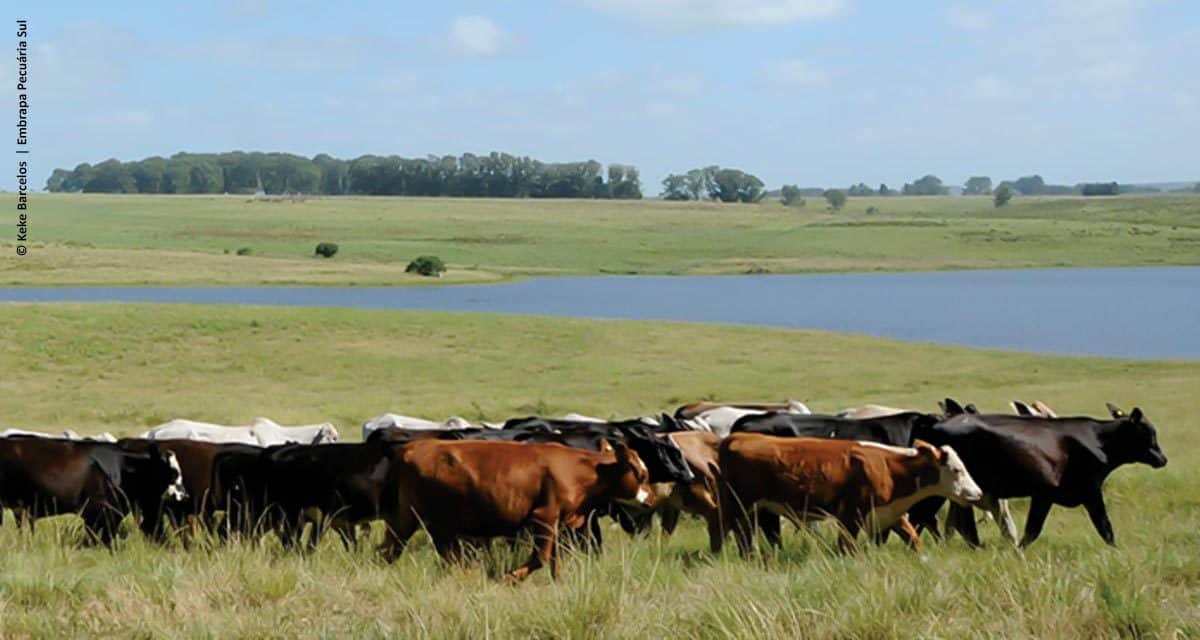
left=714, top=434, right=981, bottom=554
left=383, top=439, right=655, bottom=581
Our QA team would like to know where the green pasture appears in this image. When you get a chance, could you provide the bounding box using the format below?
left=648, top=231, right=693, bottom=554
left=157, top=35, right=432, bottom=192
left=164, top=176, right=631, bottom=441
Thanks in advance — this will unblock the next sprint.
left=0, top=303, right=1196, bottom=637
left=6, top=193, right=1199, bottom=285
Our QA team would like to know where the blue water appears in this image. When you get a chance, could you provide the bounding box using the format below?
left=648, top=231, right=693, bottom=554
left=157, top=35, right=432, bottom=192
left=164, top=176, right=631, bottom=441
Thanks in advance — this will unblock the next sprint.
left=2, top=267, right=1197, bottom=359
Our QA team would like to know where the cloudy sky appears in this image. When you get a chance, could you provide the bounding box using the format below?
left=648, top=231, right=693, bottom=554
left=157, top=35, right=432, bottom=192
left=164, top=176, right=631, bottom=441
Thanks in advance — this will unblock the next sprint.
left=7, top=0, right=1198, bottom=192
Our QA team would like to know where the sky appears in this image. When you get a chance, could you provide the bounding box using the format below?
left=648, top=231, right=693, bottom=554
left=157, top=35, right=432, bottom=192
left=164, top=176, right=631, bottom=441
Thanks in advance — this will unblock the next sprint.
left=6, top=0, right=1199, bottom=192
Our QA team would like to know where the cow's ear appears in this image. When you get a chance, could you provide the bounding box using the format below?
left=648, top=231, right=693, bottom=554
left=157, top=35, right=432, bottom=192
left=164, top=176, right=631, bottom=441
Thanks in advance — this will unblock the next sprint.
left=1106, top=403, right=1125, bottom=419
left=943, top=398, right=964, bottom=416
left=1012, top=401, right=1032, bottom=416
left=964, top=404, right=978, bottom=415
left=913, top=440, right=938, bottom=460
left=1130, top=407, right=1144, bottom=423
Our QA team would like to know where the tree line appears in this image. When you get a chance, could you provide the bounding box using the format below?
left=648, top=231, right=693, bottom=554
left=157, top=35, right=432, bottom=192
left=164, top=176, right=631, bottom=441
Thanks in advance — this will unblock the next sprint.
left=45, top=152, right=644, bottom=199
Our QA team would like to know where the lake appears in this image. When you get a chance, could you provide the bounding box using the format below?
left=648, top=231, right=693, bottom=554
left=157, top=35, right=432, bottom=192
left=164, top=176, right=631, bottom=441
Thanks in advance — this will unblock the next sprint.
left=2, top=267, right=1196, bottom=359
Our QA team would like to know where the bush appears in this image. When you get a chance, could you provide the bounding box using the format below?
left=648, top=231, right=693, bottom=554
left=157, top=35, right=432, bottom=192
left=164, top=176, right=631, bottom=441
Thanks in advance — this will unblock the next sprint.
left=865, top=206, right=879, bottom=215
left=993, top=185, right=1014, bottom=208
left=236, top=247, right=252, bottom=256
left=823, top=189, right=847, bottom=210
left=406, top=255, right=446, bottom=277
left=314, top=242, right=339, bottom=258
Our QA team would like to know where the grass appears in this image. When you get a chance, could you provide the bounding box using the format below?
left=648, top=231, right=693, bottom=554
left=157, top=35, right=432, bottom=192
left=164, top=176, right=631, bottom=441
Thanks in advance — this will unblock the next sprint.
left=0, top=303, right=1198, bottom=637
left=6, top=193, right=1200, bottom=285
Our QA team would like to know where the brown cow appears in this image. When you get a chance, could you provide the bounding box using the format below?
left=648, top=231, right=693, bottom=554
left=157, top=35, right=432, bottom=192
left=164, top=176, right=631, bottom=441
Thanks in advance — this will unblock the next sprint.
left=636, top=431, right=725, bottom=550
left=383, top=440, right=654, bottom=581
left=715, top=435, right=982, bottom=554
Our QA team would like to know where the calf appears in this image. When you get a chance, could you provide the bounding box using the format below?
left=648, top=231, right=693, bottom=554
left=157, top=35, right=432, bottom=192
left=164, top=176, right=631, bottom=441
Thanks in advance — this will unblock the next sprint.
left=384, top=440, right=654, bottom=581
left=917, top=405, right=1167, bottom=547
left=715, top=434, right=981, bottom=554
left=0, top=439, right=185, bottom=544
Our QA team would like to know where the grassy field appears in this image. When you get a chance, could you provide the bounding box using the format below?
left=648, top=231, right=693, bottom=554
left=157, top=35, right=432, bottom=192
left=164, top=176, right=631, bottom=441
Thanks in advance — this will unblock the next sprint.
left=0, top=303, right=1197, bottom=637
left=6, top=193, right=1200, bottom=285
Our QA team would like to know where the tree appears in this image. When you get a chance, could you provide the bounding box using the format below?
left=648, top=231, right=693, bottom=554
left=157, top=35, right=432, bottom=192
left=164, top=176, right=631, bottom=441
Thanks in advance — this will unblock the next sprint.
left=878, top=183, right=892, bottom=196
left=780, top=184, right=805, bottom=206
left=901, top=174, right=947, bottom=196
left=709, top=168, right=765, bottom=203
left=1012, top=175, right=1046, bottom=195
left=963, top=176, right=993, bottom=195
left=406, top=255, right=446, bottom=277
left=823, top=189, right=847, bottom=210
left=661, top=174, right=691, bottom=200
left=847, top=182, right=875, bottom=196
left=994, top=184, right=1014, bottom=207
left=1081, top=182, right=1119, bottom=196
left=1193, top=182, right=1200, bottom=193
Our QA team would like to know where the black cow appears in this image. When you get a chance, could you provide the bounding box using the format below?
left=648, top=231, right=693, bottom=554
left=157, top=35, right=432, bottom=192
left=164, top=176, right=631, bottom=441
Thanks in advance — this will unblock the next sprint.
left=0, top=438, right=185, bottom=544
left=500, top=418, right=695, bottom=484
left=118, top=438, right=268, bottom=540
left=237, top=440, right=402, bottom=551
left=912, top=404, right=1167, bottom=547
left=731, top=411, right=941, bottom=445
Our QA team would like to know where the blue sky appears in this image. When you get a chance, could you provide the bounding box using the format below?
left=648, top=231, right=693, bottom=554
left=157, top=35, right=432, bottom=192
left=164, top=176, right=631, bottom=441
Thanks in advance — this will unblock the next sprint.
left=7, top=0, right=1198, bottom=192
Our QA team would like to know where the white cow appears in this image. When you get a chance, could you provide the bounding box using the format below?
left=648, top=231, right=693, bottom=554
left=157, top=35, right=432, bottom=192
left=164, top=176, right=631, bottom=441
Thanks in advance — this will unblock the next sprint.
left=361, top=414, right=474, bottom=440
left=142, top=418, right=338, bottom=446
left=837, top=404, right=912, bottom=420
left=1, top=428, right=118, bottom=442
left=688, top=402, right=812, bottom=438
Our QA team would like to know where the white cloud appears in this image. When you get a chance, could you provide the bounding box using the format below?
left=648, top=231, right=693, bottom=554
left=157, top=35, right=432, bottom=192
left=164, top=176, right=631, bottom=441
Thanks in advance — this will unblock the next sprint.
left=766, top=58, right=829, bottom=87
left=180, top=35, right=376, bottom=73
left=441, top=15, right=509, bottom=58
left=946, top=5, right=991, bottom=31
left=576, top=0, right=845, bottom=29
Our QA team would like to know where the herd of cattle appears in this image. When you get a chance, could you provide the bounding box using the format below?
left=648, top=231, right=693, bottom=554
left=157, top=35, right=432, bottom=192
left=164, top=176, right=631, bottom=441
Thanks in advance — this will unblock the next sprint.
left=0, top=398, right=1167, bottom=581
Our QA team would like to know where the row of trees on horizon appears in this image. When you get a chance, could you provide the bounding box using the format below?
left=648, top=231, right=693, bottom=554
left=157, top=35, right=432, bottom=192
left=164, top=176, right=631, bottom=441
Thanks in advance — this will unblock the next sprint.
left=45, top=152, right=645, bottom=199
left=45, top=152, right=1197, bottom=200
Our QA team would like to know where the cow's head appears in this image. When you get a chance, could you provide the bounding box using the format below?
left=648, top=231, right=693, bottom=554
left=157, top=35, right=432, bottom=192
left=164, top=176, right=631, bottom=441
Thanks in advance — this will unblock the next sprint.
left=616, top=425, right=696, bottom=484
left=1107, top=406, right=1167, bottom=468
left=312, top=423, right=340, bottom=444
left=135, top=443, right=187, bottom=503
left=915, top=440, right=982, bottom=505
left=603, top=442, right=656, bottom=509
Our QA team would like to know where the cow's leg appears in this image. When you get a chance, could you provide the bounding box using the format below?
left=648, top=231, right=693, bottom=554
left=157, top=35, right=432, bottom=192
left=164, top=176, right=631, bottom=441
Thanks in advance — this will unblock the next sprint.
left=1020, top=497, right=1053, bottom=548
left=946, top=504, right=981, bottom=548
left=505, top=513, right=557, bottom=582
left=381, top=507, right=419, bottom=562
left=331, top=519, right=358, bottom=551
left=835, top=518, right=861, bottom=554
left=907, top=497, right=944, bottom=540
left=890, top=515, right=922, bottom=553
left=986, top=498, right=1019, bottom=546
left=659, top=504, right=681, bottom=535
left=730, top=509, right=756, bottom=556
left=1083, top=493, right=1115, bottom=546
left=432, top=533, right=466, bottom=565
left=757, top=508, right=782, bottom=548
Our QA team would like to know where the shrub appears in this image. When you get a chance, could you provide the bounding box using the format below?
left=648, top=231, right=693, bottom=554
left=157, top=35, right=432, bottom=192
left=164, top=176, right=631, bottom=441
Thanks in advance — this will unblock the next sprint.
left=823, top=189, right=847, bottom=210
left=406, top=255, right=446, bottom=277
left=314, top=242, right=339, bottom=258
left=236, top=247, right=252, bottom=256
left=993, top=185, right=1014, bottom=208
left=865, top=206, right=880, bottom=215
